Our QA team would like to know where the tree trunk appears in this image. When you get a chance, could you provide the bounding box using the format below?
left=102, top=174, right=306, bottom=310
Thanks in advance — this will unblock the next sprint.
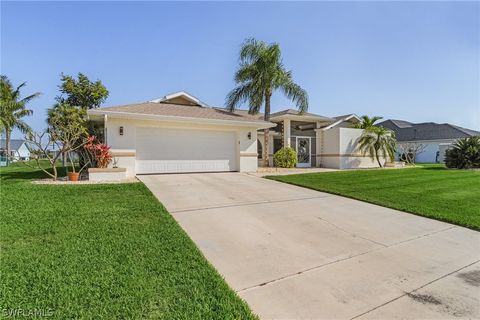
left=52, top=163, right=57, bottom=181
left=376, top=152, right=382, bottom=168
left=263, top=92, right=272, bottom=167
left=5, top=129, right=11, bottom=165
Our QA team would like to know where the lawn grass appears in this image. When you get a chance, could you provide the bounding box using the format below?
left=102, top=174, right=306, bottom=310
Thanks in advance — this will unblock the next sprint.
left=268, top=165, right=480, bottom=230
left=0, top=163, right=256, bottom=319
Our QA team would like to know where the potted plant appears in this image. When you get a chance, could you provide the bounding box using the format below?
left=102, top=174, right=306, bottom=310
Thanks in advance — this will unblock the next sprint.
left=66, top=151, right=90, bottom=181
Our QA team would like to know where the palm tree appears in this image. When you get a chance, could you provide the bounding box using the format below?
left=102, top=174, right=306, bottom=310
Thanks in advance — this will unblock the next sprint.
left=357, top=126, right=396, bottom=167
left=352, top=115, right=383, bottom=129
left=226, top=38, right=308, bottom=165
left=0, top=75, right=41, bottom=163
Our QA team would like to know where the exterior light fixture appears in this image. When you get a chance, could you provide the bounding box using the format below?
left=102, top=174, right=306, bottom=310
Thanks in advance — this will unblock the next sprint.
left=247, top=132, right=252, bottom=140
left=119, top=126, right=124, bottom=136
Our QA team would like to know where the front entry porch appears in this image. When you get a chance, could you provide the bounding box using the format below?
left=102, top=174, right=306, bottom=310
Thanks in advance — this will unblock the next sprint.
left=258, top=119, right=321, bottom=168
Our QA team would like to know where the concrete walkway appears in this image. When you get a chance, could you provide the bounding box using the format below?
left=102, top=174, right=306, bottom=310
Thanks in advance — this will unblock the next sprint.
left=139, top=173, right=480, bottom=320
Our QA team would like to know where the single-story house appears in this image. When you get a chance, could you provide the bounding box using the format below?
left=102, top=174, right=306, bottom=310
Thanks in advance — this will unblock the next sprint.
left=0, top=139, right=31, bottom=162
left=87, top=91, right=385, bottom=176
left=378, top=119, right=480, bottom=163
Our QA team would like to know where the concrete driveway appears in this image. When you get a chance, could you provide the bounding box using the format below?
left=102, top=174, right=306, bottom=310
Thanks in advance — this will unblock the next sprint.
left=139, top=173, right=480, bottom=320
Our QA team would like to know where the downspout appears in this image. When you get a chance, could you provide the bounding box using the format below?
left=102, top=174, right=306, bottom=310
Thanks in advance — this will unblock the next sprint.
left=104, top=114, right=108, bottom=145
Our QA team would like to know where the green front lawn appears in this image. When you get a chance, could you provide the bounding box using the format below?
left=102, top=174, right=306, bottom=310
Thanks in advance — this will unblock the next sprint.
left=268, top=165, right=480, bottom=230
left=0, top=164, right=256, bottom=319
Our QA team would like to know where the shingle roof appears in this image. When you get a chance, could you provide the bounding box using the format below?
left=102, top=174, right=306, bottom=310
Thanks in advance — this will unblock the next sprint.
left=0, top=139, right=26, bottom=151
left=378, top=120, right=480, bottom=141
left=269, top=109, right=334, bottom=121
left=96, top=102, right=267, bottom=123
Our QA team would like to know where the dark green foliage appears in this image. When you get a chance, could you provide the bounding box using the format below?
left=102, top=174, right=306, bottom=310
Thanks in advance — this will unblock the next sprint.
left=445, top=137, right=480, bottom=169
left=268, top=165, right=480, bottom=230
left=273, top=147, right=297, bottom=168
left=0, top=75, right=41, bottom=163
left=0, top=163, right=257, bottom=319
left=225, top=38, right=308, bottom=116
left=351, top=115, right=383, bottom=129
left=56, top=73, right=109, bottom=109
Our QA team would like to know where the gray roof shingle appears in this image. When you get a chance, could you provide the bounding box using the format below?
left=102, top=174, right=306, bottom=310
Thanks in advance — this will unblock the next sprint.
left=0, top=139, right=26, bottom=151
left=378, top=120, right=480, bottom=141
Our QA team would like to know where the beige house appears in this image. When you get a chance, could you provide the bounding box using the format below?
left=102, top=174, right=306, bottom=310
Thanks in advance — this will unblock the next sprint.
left=87, top=91, right=384, bottom=177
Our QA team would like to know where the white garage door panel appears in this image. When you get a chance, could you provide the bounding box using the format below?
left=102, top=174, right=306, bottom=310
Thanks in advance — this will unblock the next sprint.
left=136, top=127, right=237, bottom=174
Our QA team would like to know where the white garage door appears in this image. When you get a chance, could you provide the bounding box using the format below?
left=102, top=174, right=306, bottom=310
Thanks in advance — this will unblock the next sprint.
left=136, top=127, right=237, bottom=174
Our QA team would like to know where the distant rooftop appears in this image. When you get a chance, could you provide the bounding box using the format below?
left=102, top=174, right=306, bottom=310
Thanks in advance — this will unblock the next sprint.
left=0, top=139, right=26, bottom=151
left=378, top=119, right=480, bottom=141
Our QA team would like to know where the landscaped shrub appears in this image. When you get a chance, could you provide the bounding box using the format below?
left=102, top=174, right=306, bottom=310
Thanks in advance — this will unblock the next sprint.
left=273, top=147, right=297, bottom=168
left=85, top=136, right=112, bottom=168
left=445, top=136, right=480, bottom=169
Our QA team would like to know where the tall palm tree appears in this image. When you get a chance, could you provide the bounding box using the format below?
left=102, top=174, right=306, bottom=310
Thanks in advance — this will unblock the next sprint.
left=226, top=38, right=308, bottom=165
left=0, top=75, right=41, bottom=163
left=357, top=126, right=396, bottom=167
left=352, top=115, right=383, bottom=129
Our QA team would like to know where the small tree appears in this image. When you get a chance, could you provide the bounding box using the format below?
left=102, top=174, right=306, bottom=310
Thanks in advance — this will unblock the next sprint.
left=56, top=73, right=109, bottom=109
left=47, top=103, right=89, bottom=174
left=55, top=73, right=109, bottom=168
left=397, top=142, right=427, bottom=165
left=24, top=104, right=90, bottom=180
left=24, top=131, right=64, bottom=180
left=357, top=126, right=396, bottom=167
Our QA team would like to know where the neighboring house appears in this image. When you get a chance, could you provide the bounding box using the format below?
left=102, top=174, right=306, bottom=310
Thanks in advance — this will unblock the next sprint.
left=87, top=91, right=383, bottom=176
left=0, top=139, right=31, bottom=162
left=378, top=120, right=480, bottom=163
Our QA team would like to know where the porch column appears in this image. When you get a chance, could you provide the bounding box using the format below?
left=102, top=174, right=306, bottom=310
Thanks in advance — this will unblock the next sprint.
left=283, top=119, right=291, bottom=148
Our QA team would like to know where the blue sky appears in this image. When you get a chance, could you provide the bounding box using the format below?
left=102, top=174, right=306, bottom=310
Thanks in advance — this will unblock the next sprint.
left=2, top=1, right=479, bottom=137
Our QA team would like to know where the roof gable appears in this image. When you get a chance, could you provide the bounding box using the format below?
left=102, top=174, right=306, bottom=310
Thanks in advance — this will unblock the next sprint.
left=0, top=139, right=26, bottom=150
left=269, top=109, right=334, bottom=122
left=149, top=91, right=209, bottom=107
left=321, top=114, right=361, bottom=130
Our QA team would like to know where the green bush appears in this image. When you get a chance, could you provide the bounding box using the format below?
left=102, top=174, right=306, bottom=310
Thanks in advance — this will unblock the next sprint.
left=273, top=147, right=297, bottom=168
left=445, top=136, right=480, bottom=169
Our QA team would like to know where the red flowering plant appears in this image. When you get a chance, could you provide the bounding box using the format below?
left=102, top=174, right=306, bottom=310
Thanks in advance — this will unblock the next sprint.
left=84, top=136, right=112, bottom=168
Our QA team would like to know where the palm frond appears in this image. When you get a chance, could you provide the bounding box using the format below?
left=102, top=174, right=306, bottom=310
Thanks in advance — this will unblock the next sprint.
left=21, top=91, right=42, bottom=104
left=239, top=38, right=267, bottom=63
left=225, top=82, right=255, bottom=112
left=14, top=119, right=32, bottom=134
left=13, top=82, right=28, bottom=100
left=227, top=38, right=309, bottom=116
left=352, top=115, right=383, bottom=129
left=279, top=80, right=309, bottom=113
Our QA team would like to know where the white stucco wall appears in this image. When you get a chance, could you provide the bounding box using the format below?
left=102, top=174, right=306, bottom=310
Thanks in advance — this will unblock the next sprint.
left=396, top=140, right=455, bottom=163
left=11, top=143, right=30, bottom=161
left=318, top=127, right=384, bottom=169
left=438, top=143, right=452, bottom=164
left=105, top=117, right=259, bottom=175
